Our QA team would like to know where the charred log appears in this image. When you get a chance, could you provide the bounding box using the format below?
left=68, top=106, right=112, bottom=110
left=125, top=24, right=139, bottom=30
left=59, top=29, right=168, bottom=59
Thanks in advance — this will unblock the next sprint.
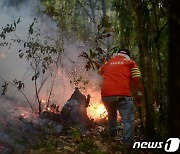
left=61, top=88, right=91, bottom=134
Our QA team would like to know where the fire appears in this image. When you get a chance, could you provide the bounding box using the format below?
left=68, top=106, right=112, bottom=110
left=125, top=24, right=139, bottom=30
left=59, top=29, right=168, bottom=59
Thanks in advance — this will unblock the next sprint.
left=40, top=98, right=60, bottom=113
left=41, top=99, right=46, bottom=103
left=87, top=102, right=108, bottom=120
left=21, top=111, right=29, bottom=119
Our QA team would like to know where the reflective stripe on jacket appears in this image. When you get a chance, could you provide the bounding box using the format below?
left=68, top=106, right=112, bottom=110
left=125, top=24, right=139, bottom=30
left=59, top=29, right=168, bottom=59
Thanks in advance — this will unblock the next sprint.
left=100, top=55, right=141, bottom=97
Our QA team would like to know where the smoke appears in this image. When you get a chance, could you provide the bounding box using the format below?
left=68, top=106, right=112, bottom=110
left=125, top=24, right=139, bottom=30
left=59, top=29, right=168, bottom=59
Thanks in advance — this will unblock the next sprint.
left=0, top=0, right=102, bottom=110
left=0, top=1, right=103, bottom=152
left=0, top=0, right=58, bottom=100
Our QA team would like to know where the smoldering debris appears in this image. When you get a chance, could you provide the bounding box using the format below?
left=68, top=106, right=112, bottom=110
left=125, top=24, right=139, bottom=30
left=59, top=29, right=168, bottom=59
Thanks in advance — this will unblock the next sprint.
left=61, top=88, right=91, bottom=134
left=0, top=97, right=62, bottom=153
left=0, top=118, right=63, bottom=153
left=0, top=88, right=93, bottom=153
left=0, top=0, right=103, bottom=152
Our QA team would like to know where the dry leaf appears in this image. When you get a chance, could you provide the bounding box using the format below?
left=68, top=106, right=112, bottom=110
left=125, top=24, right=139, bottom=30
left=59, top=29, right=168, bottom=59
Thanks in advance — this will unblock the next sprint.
left=64, top=146, right=76, bottom=152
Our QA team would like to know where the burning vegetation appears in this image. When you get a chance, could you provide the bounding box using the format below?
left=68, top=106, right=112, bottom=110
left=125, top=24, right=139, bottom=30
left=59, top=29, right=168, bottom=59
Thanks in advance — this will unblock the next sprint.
left=0, top=86, right=144, bottom=153
left=40, top=90, right=108, bottom=121
left=0, top=0, right=148, bottom=153
left=87, top=101, right=108, bottom=120
left=0, top=88, right=110, bottom=153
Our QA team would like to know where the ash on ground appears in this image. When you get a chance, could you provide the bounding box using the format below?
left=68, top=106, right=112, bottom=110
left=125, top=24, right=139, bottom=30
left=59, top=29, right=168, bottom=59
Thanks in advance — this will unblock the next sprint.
left=0, top=88, right=92, bottom=153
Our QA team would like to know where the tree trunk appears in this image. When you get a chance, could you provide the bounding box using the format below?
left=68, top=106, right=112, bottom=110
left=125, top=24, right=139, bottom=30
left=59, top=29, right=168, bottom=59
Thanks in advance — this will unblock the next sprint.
left=132, top=0, right=155, bottom=140
left=168, top=0, right=180, bottom=138
left=114, top=0, right=132, bottom=49
left=151, top=0, right=168, bottom=125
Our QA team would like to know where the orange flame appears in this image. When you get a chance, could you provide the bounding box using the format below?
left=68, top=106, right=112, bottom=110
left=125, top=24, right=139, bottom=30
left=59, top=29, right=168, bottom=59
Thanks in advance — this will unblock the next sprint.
left=87, top=102, right=108, bottom=120
left=21, top=111, right=29, bottom=119
left=41, top=99, right=46, bottom=103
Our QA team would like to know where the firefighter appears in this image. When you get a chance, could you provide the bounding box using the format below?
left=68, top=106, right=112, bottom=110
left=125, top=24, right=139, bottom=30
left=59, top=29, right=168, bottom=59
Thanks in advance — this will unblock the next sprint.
left=99, top=49, right=143, bottom=146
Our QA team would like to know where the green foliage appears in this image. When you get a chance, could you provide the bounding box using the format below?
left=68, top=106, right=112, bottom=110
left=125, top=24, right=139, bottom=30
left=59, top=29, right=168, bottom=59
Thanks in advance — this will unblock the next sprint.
left=78, top=138, right=98, bottom=153
left=0, top=0, right=169, bottom=141
left=0, top=18, right=21, bottom=39
left=80, top=16, right=119, bottom=71
left=0, top=17, right=62, bottom=114
left=112, top=0, right=135, bottom=49
left=1, top=18, right=58, bottom=80
left=68, top=127, right=81, bottom=141
left=13, top=79, right=25, bottom=91
left=28, top=18, right=36, bottom=35
left=1, top=81, right=8, bottom=96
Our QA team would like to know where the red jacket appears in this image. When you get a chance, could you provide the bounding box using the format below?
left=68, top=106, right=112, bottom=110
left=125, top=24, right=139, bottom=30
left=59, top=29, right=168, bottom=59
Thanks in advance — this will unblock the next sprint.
left=100, top=54, right=142, bottom=97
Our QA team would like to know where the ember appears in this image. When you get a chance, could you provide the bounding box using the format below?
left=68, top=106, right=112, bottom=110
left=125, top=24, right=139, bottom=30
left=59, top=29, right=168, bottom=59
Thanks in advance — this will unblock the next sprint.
left=41, top=99, right=46, bottom=103
left=21, top=112, right=29, bottom=119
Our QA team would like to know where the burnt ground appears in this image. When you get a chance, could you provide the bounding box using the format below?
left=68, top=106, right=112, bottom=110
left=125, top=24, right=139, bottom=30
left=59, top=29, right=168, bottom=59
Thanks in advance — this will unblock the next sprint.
left=27, top=120, right=166, bottom=154
left=0, top=111, right=167, bottom=154
left=27, top=120, right=145, bottom=154
left=0, top=90, right=165, bottom=154
left=0, top=116, right=164, bottom=154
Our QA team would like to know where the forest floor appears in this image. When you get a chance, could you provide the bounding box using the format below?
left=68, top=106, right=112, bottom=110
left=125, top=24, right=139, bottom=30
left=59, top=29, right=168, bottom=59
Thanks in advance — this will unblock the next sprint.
left=0, top=99, right=165, bottom=154
left=0, top=116, right=166, bottom=154
left=27, top=120, right=162, bottom=154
